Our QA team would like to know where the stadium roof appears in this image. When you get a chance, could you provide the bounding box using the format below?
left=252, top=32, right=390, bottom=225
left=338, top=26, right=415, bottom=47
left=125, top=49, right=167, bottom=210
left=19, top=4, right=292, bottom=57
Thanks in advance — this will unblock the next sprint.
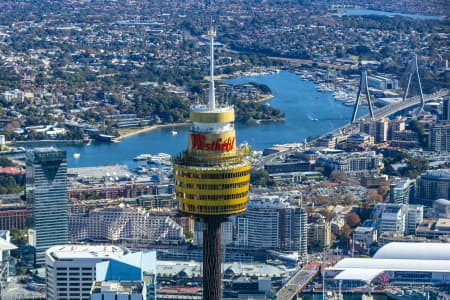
left=373, top=242, right=450, bottom=260
left=333, top=258, right=450, bottom=273
left=330, top=243, right=450, bottom=282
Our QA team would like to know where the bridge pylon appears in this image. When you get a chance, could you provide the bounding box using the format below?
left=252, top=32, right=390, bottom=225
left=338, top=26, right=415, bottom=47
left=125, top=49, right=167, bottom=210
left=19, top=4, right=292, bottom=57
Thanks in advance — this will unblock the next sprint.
left=403, top=54, right=425, bottom=115
left=351, top=70, right=374, bottom=123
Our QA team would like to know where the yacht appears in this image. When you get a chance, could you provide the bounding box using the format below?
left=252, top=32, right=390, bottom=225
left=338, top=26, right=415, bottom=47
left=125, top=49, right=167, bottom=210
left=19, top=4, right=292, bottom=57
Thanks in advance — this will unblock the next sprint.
left=385, top=287, right=429, bottom=300
left=171, top=129, right=178, bottom=135
left=133, top=154, right=152, bottom=161
left=148, top=153, right=172, bottom=166
left=73, top=153, right=80, bottom=159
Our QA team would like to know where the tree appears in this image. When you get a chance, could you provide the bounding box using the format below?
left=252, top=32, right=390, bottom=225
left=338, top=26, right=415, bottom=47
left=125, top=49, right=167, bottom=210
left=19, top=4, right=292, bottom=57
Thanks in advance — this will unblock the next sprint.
left=330, top=170, right=346, bottom=182
left=340, top=224, right=352, bottom=241
left=343, top=193, right=355, bottom=206
left=319, top=208, right=334, bottom=221
left=250, top=169, right=273, bottom=186
left=367, top=189, right=383, bottom=204
left=345, top=212, right=361, bottom=228
left=377, top=182, right=390, bottom=200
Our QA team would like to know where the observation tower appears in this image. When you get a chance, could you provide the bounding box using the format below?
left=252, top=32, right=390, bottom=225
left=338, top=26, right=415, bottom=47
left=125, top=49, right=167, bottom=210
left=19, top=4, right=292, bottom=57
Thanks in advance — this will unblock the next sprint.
left=173, top=26, right=251, bottom=300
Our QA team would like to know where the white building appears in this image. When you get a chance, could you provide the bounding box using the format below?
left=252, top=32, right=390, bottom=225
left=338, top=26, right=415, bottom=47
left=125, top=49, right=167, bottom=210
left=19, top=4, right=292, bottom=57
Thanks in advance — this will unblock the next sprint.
left=373, top=204, right=407, bottom=235
left=406, top=205, right=424, bottom=235
left=69, top=207, right=183, bottom=244
left=90, top=281, right=145, bottom=300
left=45, top=245, right=129, bottom=300
left=331, top=242, right=450, bottom=285
left=92, top=251, right=157, bottom=300
left=373, top=204, right=423, bottom=236
left=353, top=226, right=377, bottom=252
left=235, top=197, right=308, bottom=257
left=316, top=151, right=383, bottom=177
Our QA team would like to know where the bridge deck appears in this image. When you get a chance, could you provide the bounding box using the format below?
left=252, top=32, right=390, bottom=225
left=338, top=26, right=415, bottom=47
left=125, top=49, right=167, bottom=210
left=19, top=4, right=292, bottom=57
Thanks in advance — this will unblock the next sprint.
left=276, top=263, right=319, bottom=300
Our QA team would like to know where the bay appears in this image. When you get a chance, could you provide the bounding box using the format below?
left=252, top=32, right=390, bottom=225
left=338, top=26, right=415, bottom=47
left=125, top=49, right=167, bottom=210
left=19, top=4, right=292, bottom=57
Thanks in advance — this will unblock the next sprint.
left=60, top=71, right=365, bottom=168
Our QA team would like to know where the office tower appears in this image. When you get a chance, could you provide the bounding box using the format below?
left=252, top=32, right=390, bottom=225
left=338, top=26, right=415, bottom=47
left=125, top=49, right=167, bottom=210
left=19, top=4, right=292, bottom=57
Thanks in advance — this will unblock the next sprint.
left=45, top=245, right=128, bottom=300
left=173, top=27, right=251, bottom=300
left=26, top=147, right=68, bottom=265
left=415, top=169, right=450, bottom=206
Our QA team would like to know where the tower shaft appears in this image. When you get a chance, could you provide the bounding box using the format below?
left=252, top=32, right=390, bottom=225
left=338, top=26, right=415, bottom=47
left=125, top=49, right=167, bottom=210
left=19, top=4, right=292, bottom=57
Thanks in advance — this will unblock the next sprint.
left=203, top=218, right=222, bottom=300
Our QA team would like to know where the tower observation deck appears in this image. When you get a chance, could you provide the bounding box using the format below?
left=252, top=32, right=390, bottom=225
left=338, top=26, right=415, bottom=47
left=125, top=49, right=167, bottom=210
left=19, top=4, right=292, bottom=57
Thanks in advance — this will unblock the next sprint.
left=173, top=26, right=251, bottom=300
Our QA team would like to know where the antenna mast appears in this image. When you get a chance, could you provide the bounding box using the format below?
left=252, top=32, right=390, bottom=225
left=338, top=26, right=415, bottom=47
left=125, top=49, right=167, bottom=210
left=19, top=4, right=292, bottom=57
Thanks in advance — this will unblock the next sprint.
left=208, top=24, right=216, bottom=110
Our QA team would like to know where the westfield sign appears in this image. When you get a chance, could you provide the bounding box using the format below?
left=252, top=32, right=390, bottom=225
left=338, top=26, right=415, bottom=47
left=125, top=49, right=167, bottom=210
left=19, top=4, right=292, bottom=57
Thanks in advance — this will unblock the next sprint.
left=190, top=133, right=235, bottom=152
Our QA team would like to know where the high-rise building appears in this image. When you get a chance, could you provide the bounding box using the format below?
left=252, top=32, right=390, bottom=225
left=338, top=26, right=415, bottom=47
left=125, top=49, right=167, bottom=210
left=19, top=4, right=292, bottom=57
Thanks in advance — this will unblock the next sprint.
left=415, top=169, right=450, bottom=206
left=313, top=218, right=331, bottom=250
left=359, top=118, right=389, bottom=143
left=373, top=203, right=407, bottom=235
left=173, top=27, right=251, bottom=300
left=45, top=245, right=129, bottom=300
left=235, top=198, right=307, bottom=257
left=442, top=97, right=450, bottom=121
left=429, top=121, right=450, bottom=152
left=26, top=147, right=68, bottom=265
left=373, top=203, right=423, bottom=236
left=390, top=178, right=415, bottom=204
left=406, top=205, right=423, bottom=235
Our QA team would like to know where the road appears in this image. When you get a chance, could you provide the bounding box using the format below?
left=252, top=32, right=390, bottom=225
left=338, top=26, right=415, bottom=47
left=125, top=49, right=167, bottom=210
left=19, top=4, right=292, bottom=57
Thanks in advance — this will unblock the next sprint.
left=276, top=263, right=320, bottom=300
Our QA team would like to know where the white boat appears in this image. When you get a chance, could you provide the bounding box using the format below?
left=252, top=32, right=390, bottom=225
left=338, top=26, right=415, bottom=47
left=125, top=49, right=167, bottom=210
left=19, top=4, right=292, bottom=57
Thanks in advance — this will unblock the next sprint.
left=384, top=287, right=429, bottom=300
left=73, top=153, right=80, bottom=159
left=171, top=129, right=178, bottom=135
left=344, top=100, right=356, bottom=106
left=148, top=153, right=172, bottom=165
left=133, top=154, right=152, bottom=161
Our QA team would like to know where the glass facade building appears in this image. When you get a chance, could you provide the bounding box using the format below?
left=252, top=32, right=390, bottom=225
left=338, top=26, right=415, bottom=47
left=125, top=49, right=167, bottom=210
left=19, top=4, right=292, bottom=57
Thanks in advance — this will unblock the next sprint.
left=26, top=147, right=68, bottom=265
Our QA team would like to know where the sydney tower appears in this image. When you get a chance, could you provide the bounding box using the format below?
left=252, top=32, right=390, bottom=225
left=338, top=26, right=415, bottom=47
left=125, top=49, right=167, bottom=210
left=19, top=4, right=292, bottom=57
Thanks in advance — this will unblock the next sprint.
left=173, top=26, right=251, bottom=300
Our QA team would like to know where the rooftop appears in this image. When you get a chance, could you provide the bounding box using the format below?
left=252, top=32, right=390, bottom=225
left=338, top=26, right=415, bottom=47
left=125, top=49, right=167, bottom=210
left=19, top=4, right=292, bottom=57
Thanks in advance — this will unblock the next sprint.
left=373, top=242, right=450, bottom=260
left=46, top=245, right=128, bottom=261
left=420, top=169, right=450, bottom=180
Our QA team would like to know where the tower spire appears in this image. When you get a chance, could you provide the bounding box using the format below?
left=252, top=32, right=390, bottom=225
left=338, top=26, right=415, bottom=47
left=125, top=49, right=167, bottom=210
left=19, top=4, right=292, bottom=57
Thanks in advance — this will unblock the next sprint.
left=208, top=24, right=216, bottom=110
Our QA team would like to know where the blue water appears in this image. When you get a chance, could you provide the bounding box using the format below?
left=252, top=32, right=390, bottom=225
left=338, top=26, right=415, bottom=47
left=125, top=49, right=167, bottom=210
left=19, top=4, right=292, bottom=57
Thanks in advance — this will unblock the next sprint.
left=338, top=8, right=444, bottom=20
left=59, top=71, right=365, bottom=168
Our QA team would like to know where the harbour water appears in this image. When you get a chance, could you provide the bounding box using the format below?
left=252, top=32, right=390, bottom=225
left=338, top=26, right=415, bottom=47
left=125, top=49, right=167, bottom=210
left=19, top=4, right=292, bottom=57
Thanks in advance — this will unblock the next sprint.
left=337, top=8, right=444, bottom=20
left=60, top=71, right=366, bottom=168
